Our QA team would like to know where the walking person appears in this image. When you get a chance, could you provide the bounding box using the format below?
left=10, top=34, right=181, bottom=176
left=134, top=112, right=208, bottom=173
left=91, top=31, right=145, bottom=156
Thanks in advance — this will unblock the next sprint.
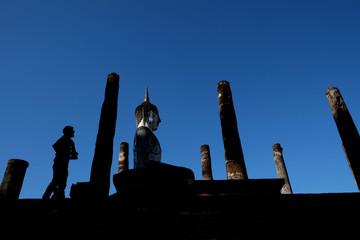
left=43, top=126, right=78, bottom=199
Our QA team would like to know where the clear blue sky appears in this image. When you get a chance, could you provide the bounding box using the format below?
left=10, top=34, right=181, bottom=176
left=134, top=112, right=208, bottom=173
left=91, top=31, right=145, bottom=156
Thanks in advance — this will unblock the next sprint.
left=1, top=0, right=360, bottom=198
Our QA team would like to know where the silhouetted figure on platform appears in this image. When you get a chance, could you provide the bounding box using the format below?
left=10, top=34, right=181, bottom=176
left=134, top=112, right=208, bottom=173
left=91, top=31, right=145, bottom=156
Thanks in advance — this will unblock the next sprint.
left=43, top=126, right=78, bottom=199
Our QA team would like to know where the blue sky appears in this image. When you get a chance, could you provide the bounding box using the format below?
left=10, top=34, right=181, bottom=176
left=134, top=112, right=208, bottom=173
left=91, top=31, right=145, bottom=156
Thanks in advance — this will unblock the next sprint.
left=1, top=0, right=360, bottom=198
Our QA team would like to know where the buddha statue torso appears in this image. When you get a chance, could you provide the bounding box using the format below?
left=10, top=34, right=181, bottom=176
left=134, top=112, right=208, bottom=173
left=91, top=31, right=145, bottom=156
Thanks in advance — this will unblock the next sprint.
left=134, top=126, right=161, bottom=168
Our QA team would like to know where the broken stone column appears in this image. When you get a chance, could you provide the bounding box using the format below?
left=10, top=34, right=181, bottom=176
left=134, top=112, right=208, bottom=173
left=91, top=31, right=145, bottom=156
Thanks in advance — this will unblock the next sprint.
left=0, top=159, right=29, bottom=200
left=326, top=87, right=360, bottom=191
left=272, top=143, right=293, bottom=194
left=217, top=81, right=248, bottom=180
left=118, top=142, right=129, bottom=173
left=89, top=72, right=119, bottom=197
left=200, top=145, right=213, bottom=180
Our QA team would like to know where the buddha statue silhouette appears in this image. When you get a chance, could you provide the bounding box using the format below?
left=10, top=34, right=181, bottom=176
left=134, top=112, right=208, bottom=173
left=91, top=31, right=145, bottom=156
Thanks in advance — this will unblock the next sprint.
left=133, top=86, right=162, bottom=168
left=112, top=87, right=194, bottom=194
left=132, top=86, right=195, bottom=177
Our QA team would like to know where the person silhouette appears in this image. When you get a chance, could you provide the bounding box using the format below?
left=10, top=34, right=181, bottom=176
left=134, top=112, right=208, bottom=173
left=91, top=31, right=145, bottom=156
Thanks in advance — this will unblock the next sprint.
left=43, top=126, right=78, bottom=199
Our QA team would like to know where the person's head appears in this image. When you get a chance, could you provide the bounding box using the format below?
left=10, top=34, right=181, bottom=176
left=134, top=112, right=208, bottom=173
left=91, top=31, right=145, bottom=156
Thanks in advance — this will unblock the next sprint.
left=63, top=126, right=75, bottom=138
left=135, top=87, right=161, bottom=131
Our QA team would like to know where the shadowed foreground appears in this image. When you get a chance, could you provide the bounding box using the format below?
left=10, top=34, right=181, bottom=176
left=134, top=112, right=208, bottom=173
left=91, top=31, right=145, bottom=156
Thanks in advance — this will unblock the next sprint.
left=1, top=180, right=359, bottom=239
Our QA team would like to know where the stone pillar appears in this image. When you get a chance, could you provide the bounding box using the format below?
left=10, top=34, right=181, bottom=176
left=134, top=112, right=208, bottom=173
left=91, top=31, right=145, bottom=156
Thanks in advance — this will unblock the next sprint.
left=118, top=142, right=129, bottom=173
left=217, top=81, right=248, bottom=180
left=200, top=145, right=213, bottom=180
left=0, top=159, right=29, bottom=200
left=272, top=144, right=293, bottom=194
left=90, top=72, right=119, bottom=197
left=326, top=87, right=360, bottom=191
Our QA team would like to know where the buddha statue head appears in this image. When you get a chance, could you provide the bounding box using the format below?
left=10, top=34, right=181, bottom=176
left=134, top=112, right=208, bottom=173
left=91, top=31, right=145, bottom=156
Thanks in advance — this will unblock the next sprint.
left=135, top=86, right=161, bottom=131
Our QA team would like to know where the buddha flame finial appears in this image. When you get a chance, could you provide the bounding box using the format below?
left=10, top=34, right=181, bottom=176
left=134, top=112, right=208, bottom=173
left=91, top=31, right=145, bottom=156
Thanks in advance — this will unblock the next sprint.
left=144, top=85, right=149, bottom=102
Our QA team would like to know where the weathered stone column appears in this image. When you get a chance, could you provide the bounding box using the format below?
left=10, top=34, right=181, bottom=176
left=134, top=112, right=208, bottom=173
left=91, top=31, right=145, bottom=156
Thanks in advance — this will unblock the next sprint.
left=0, top=159, right=29, bottom=200
left=272, top=143, right=293, bottom=194
left=118, top=142, right=129, bottom=173
left=326, top=87, right=360, bottom=190
left=217, top=81, right=248, bottom=180
left=200, top=145, right=213, bottom=180
left=90, top=72, right=119, bottom=197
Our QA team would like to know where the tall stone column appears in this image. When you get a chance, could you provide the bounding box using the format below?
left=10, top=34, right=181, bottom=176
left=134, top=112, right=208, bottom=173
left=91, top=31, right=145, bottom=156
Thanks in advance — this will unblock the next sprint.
left=200, top=145, right=213, bottom=180
left=326, top=87, right=360, bottom=191
left=118, top=142, right=129, bottom=173
left=90, top=72, right=119, bottom=197
left=272, top=143, right=293, bottom=194
left=217, top=81, right=248, bottom=180
left=0, top=159, right=29, bottom=200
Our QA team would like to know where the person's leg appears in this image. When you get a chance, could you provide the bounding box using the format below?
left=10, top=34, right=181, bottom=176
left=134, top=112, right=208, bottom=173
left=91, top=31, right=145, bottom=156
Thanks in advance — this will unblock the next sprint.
left=42, top=181, right=55, bottom=199
left=53, top=168, right=68, bottom=199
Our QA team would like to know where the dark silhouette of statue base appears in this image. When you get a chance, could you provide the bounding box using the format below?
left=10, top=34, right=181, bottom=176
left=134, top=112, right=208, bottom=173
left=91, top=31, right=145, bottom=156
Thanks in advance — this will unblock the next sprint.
left=43, top=126, right=78, bottom=199
left=112, top=160, right=194, bottom=201
left=113, top=160, right=194, bottom=186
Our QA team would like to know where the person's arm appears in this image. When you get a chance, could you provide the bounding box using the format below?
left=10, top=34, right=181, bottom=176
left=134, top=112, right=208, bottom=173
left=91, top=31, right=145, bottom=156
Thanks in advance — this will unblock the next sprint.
left=52, top=137, right=63, bottom=153
left=70, top=140, right=78, bottom=159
